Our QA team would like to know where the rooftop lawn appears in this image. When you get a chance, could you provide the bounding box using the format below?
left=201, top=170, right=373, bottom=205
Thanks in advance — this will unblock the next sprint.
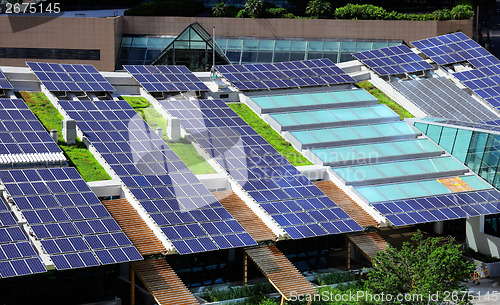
left=229, top=103, right=312, bottom=166
left=20, top=92, right=111, bottom=182
left=356, top=81, right=414, bottom=120
left=121, top=96, right=216, bottom=175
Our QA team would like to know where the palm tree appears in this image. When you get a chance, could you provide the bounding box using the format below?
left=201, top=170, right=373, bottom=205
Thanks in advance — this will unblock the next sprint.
left=306, top=0, right=332, bottom=18
left=244, top=0, right=264, bottom=18
left=212, top=1, right=227, bottom=17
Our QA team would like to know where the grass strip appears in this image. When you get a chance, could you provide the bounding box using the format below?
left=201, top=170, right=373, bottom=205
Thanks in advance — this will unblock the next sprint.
left=356, top=81, right=414, bottom=120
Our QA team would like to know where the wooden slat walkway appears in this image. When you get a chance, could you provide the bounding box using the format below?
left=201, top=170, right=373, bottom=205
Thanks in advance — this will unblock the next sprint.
left=438, top=177, right=474, bottom=192
left=314, top=180, right=378, bottom=228
left=245, top=245, right=317, bottom=301
left=347, top=232, right=388, bottom=262
left=102, top=199, right=165, bottom=255
left=132, top=259, right=198, bottom=305
left=213, top=191, right=276, bottom=242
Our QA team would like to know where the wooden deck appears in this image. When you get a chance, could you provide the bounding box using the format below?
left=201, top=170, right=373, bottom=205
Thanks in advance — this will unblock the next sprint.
left=132, top=259, right=198, bottom=305
left=245, top=245, right=317, bottom=301
left=102, top=198, right=165, bottom=255
left=346, top=232, right=389, bottom=269
left=314, top=180, right=378, bottom=228
left=213, top=191, right=276, bottom=242
left=438, top=177, right=474, bottom=192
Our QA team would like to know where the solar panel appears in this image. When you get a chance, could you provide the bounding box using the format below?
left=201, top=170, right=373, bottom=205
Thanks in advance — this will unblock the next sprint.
left=0, top=99, right=66, bottom=165
left=26, top=62, right=116, bottom=92
left=411, top=32, right=500, bottom=68
left=0, top=167, right=142, bottom=269
left=124, top=65, right=209, bottom=93
left=391, top=77, right=499, bottom=122
left=353, top=44, right=434, bottom=76
left=217, top=59, right=355, bottom=91
left=0, top=69, right=13, bottom=90
left=57, top=99, right=257, bottom=254
left=453, top=66, right=500, bottom=111
left=372, top=188, right=500, bottom=226
left=159, top=99, right=363, bottom=239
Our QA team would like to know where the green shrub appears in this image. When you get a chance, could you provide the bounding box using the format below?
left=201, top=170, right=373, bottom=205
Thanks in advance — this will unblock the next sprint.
left=265, top=7, right=289, bottom=18
left=314, top=270, right=356, bottom=286
left=201, top=282, right=276, bottom=302
left=451, top=4, right=474, bottom=19
left=431, top=9, right=452, bottom=20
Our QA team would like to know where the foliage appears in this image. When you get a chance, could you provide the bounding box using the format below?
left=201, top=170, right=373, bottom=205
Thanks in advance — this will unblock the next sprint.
left=229, top=103, right=312, bottom=166
left=451, top=4, right=474, bottom=19
left=124, top=0, right=206, bottom=16
left=333, top=3, right=473, bottom=21
left=201, top=282, right=276, bottom=302
left=266, top=7, right=290, bottom=18
left=314, top=270, right=355, bottom=286
left=355, top=81, right=413, bottom=120
left=305, top=0, right=331, bottom=18
left=212, top=1, right=227, bottom=17
left=20, top=92, right=111, bottom=182
left=364, top=230, right=475, bottom=305
left=121, top=96, right=216, bottom=175
left=243, top=0, right=264, bottom=18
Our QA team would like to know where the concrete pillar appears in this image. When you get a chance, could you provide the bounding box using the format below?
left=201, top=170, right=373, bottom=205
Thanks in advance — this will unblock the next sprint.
left=62, top=119, right=76, bottom=145
left=50, top=129, right=58, bottom=143
left=155, top=127, right=163, bottom=138
left=167, top=117, right=180, bottom=142
left=434, top=221, right=444, bottom=234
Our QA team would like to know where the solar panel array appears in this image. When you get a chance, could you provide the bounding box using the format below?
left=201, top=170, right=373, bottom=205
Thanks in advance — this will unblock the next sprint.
left=160, top=99, right=363, bottom=239
left=217, top=58, right=355, bottom=91
left=411, top=32, right=500, bottom=68
left=373, top=188, right=500, bottom=226
left=0, top=69, right=13, bottom=90
left=0, top=195, right=46, bottom=278
left=453, top=66, right=500, bottom=110
left=353, top=44, right=434, bottom=76
left=0, top=99, right=65, bottom=164
left=0, top=167, right=142, bottom=270
left=124, top=65, right=209, bottom=93
left=26, top=62, right=116, bottom=92
left=57, top=99, right=256, bottom=254
left=391, top=77, right=499, bottom=122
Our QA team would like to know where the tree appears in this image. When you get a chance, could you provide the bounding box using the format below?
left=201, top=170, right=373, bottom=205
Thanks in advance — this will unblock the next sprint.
left=364, top=231, right=475, bottom=305
left=243, top=0, right=264, bottom=18
left=305, top=0, right=331, bottom=18
left=212, top=1, right=227, bottom=17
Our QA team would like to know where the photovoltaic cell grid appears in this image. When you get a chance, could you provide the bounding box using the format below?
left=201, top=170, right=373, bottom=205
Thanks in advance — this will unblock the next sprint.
left=391, top=77, right=499, bottom=122
left=124, top=65, right=209, bottom=93
left=0, top=99, right=63, bottom=156
left=453, top=66, right=500, bottom=110
left=0, top=69, right=13, bottom=90
left=0, top=195, right=46, bottom=278
left=216, top=58, right=355, bottom=91
left=353, top=44, right=434, bottom=76
left=160, top=99, right=363, bottom=239
left=411, top=32, right=500, bottom=68
left=372, top=189, right=500, bottom=226
left=57, top=99, right=257, bottom=254
left=26, top=62, right=116, bottom=92
left=0, top=167, right=142, bottom=270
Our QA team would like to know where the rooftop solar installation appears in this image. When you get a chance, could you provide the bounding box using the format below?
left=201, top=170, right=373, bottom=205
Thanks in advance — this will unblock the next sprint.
left=159, top=99, right=363, bottom=239
left=57, top=99, right=257, bottom=254
left=0, top=167, right=142, bottom=270
left=353, top=44, right=434, bottom=76
left=248, top=89, right=379, bottom=114
left=391, top=77, right=499, bottom=122
left=363, top=176, right=500, bottom=226
left=0, top=99, right=66, bottom=165
left=411, top=32, right=500, bottom=68
left=124, top=65, right=209, bottom=93
left=0, top=69, right=13, bottom=90
left=0, top=198, right=46, bottom=278
left=26, top=62, right=116, bottom=92
left=453, top=66, right=500, bottom=110
left=217, top=59, right=355, bottom=91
